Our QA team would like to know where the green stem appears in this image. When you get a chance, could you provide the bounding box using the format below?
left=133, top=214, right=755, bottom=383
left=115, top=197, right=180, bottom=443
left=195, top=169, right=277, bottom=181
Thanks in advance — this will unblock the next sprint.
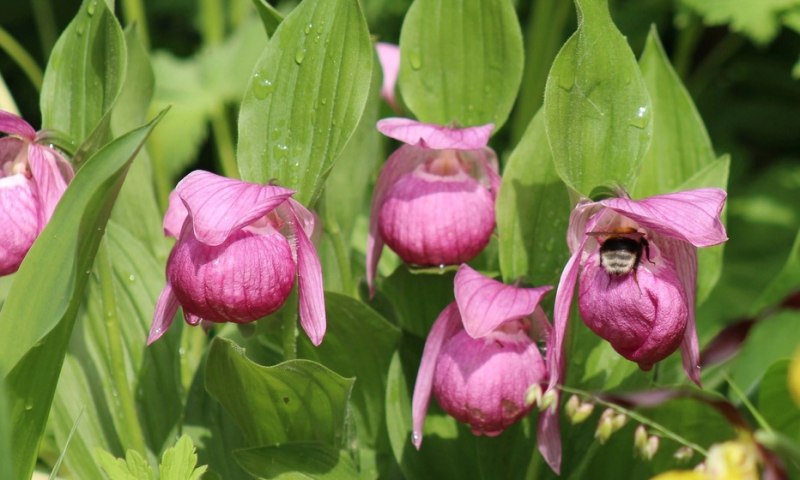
left=688, top=33, right=745, bottom=97
left=281, top=290, right=298, bottom=360
left=31, top=0, right=58, bottom=58
left=724, top=373, right=773, bottom=434
left=121, top=0, right=150, bottom=49
left=559, top=385, right=709, bottom=456
left=672, top=14, right=703, bottom=80
left=97, top=241, right=148, bottom=455
left=200, top=0, right=225, bottom=45
left=322, top=202, right=354, bottom=296
left=0, top=26, right=43, bottom=92
left=210, top=106, right=239, bottom=179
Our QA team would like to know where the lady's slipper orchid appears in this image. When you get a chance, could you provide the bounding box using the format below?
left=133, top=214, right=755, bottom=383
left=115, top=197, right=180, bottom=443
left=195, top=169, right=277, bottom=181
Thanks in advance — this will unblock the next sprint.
left=549, top=188, right=727, bottom=395
left=367, top=118, right=500, bottom=293
left=375, top=42, right=400, bottom=111
left=147, top=170, right=326, bottom=346
left=411, top=265, right=562, bottom=473
left=0, top=110, right=74, bottom=276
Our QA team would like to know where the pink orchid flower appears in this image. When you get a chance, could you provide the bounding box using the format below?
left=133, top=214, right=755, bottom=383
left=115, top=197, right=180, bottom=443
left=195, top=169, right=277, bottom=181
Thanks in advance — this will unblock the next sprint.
left=367, top=118, right=500, bottom=293
left=147, top=170, right=326, bottom=346
left=549, top=188, right=728, bottom=400
left=411, top=264, right=562, bottom=474
left=0, top=110, right=74, bottom=275
left=375, top=42, right=400, bottom=111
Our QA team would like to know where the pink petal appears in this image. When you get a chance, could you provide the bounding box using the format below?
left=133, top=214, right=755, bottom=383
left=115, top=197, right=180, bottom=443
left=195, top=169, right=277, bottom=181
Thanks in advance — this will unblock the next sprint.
left=163, top=189, right=188, bottom=239
left=148, top=283, right=180, bottom=345
left=566, top=200, right=601, bottom=254
left=0, top=137, right=26, bottom=169
left=549, top=240, right=587, bottom=393
left=376, top=43, right=400, bottom=110
left=411, top=302, right=462, bottom=449
left=291, top=207, right=326, bottom=346
left=367, top=145, right=430, bottom=295
left=659, top=237, right=702, bottom=386
left=176, top=170, right=294, bottom=246
left=454, top=264, right=552, bottom=339
left=27, top=143, right=71, bottom=224
left=0, top=110, right=36, bottom=140
left=600, top=188, right=727, bottom=247
left=537, top=409, right=562, bottom=474
left=377, top=118, right=493, bottom=150
left=0, top=174, right=39, bottom=275
left=286, top=198, right=316, bottom=240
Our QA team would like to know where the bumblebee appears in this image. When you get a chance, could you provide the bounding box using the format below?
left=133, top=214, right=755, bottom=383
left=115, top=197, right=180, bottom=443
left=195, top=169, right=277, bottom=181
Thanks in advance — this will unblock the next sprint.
left=588, top=228, right=650, bottom=276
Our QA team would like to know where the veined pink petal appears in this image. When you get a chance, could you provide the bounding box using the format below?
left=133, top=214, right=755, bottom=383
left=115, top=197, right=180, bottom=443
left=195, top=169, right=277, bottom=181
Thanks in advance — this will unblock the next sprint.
left=286, top=198, right=316, bottom=240
left=411, top=302, right=462, bottom=449
left=0, top=137, right=26, bottom=171
left=454, top=264, right=552, bottom=339
left=537, top=409, right=562, bottom=474
left=377, top=118, right=493, bottom=150
left=600, top=188, right=727, bottom=247
left=376, top=43, right=400, bottom=110
left=148, top=283, right=180, bottom=345
left=176, top=170, right=294, bottom=246
left=27, top=143, right=70, bottom=224
left=163, top=190, right=188, bottom=238
left=291, top=208, right=326, bottom=346
left=549, top=238, right=587, bottom=393
left=367, top=145, right=431, bottom=295
left=0, top=110, right=36, bottom=140
left=0, top=174, right=39, bottom=275
left=660, top=237, right=702, bottom=386
left=566, top=200, right=601, bottom=253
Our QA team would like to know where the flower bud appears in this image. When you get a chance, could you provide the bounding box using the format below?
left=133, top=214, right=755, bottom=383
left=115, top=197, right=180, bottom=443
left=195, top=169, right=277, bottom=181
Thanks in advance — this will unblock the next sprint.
left=526, top=384, right=543, bottom=407
left=565, top=395, right=595, bottom=424
left=540, top=389, right=558, bottom=412
left=595, top=410, right=615, bottom=445
left=673, top=446, right=694, bottom=462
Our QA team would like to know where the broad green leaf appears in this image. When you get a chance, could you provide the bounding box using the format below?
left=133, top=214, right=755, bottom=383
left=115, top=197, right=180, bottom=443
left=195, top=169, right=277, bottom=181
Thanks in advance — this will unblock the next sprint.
left=729, top=310, right=800, bottom=394
left=205, top=337, right=355, bottom=447
left=250, top=0, right=284, bottom=36
left=95, top=447, right=155, bottom=480
left=398, top=0, right=524, bottom=129
left=298, top=293, right=401, bottom=446
left=751, top=227, right=800, bottom=314
left=375, top=267, right=455, bottom=338
left=0, top=112, right=164, bottom=480
left=759, top=360, right=800, bottom=443
left=544, top=0, right=652, bottom=196
left=0, top=367, right=11, bottom=480
left=235, top=443, right=361, bottom=480
left=682, top=0, right=800, bottom=45
left=159, top=435, right=208, bottom=480
left=633, top=26, right=717, bottom=199
left=39, top=0, right=126, bottom=143
left=497, top=109, right=571, bottom=288
left=237, top=0, right=373, bottom=205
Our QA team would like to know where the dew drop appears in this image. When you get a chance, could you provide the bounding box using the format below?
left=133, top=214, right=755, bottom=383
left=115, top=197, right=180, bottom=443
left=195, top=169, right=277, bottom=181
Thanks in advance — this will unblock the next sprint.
left=411, top=431, right=421, bottom=445
left=295, top=49, right=306, bottom=65
left=409, top=51, right=422, bottom=70
left=76, top=23, right=85, bottom=36
left=629, top=106, right=649, bottom=129
left=304, top=23, right=313, bottom=34
left=25, top=404, right=33, bottom=411
left=321, top=97, right=327, bottom=105
left=87, top=0, right=97, bottom=15
left=277, top=144, right=289, bottom=151
left=128, top=274, right=135, bottom=282
left=252, top=72, right=274, bottom=99
left=85, top=270, right=91, bottom=275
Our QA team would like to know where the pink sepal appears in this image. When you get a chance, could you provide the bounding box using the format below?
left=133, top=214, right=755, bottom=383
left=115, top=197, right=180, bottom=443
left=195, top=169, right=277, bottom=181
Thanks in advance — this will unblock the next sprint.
left=537, top=408, right=562, bottom=474
left=291, top=205, right=326, bottom=346
left=411, top=302, right=462, bottom=449
left=27, top=143, right=71, bottom=224
left=0, top=110, right=35, bottom=140
left=377, top=118, right=493, bottom=150
left=376, top=43, right=400, bottom=111
left=454, top=264, right=552, bottom=339
left=147, top=283, right=180, bottom=345
left=163, top=190, right=188, bottom=239
left=174, top=170, right=294, bottom=246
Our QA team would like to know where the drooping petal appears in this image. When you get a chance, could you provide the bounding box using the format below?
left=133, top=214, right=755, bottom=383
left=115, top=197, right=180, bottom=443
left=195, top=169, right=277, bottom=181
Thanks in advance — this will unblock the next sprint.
left=176, top=170, right=294, bottom=246
left=376, top=43, right=400, bottom=110
left=659, top=237, right=702, bottom=385
left=27, top=143, right=71, bottom=224
left=286, top=198, right=316, bottom=240
left=0, top=110, right=36, bottom=140
left=454, top=264, right=552, bottom=339
left=148, top=283, right=180, bottom=345
left=377, top=117, right=493, bottom=150
left=549, top=238, right=587, bottom=393
left=600, top=188, right=727, bottom=247
left=291, top=208, right=326, bottom=346
left=367, top=145, right=431, bottom=295
left=537, top=408, right=562, bottom=474
left=411, top=302, right=462, bottom=449
left=163, top=189, right=188, bottom=239
left=0, top=174, right=39, bottom=275
left=566, top=200, right=601, bottom=254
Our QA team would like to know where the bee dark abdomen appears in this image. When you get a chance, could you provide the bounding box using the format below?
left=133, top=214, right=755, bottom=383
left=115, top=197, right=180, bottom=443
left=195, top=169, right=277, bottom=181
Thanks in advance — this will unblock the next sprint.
left=599, top=237, right=642, bottom=276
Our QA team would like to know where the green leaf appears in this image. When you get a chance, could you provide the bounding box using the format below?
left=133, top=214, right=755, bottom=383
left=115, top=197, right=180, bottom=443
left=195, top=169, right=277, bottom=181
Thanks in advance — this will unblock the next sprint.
left=376, top=267, right=455, bottom=338
left=39, top=0, right=126, bottom=143
left=250, top=0, right=284, bottom=36
left=95, top=447, right=155, bottom=480
left=0, top=367, right=11, bottom=480
left=298, top=293, right=401, bottom=446
left=497, top=109, right=571, bottom=288
left=751, top=227, right=800, bottom=314
left=633, top=26, right=717, bottom=199
left=682, top=0, right=800, bottom=45
left=205, top=337, right=355, bottom=447
left=759, top=360, right=800, bottom=443
left=159, top=435, right=208, bottom=480
left=235, top=442, right=361, bottom=480
left=237, top=0, right=373, bottom=205
left=398, top=0, right=524, bottom=129
left=0, top=112, right=164, bottom=480
left=543, top=0, right=652, bottom=196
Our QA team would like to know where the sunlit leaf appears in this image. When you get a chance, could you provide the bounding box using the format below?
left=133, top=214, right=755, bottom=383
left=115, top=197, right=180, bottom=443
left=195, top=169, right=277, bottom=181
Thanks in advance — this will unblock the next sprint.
left=235, top=443, right=360, bottom=479
left=398, top=0, right=524, bottom=129
left=544, top=0, right=652, bottom=196
left=759, top=360, right=800, bottom=442
left=681, top=0, right=800, bottom=45
left=95, top=447, right=155, bottom=480
left=159, top=435, right=208, bottom=480
left=237, top=0, right=373, bottom=205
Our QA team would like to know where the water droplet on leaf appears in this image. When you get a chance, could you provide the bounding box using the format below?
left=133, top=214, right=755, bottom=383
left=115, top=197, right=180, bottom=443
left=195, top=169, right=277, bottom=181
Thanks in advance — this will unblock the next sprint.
left=295, top=49, right=306, bottom=64
left=409, top=51, right=422, bottom=70
left=87, top=1, right=97, bottom=15
left=252, top=72, right=274, bottom=99
left=304, top=23, right=312, bottom=34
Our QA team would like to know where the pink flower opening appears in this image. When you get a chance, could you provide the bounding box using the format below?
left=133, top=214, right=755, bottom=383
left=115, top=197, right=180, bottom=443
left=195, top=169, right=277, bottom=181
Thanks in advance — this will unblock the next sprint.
left=148, top=170, right=326, bottom=346
left=550, top=188, right=728, bottom=396
left=367, top=118, right=500, bottom=294
left=411, top=265, right=562, bottom=473
left=0, top=110, right=74, bottom=276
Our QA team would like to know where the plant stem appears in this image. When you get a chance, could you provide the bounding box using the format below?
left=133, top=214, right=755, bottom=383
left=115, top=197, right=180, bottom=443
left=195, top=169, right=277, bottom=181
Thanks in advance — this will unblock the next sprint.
left=559, top=385, right=709, bottom=456
left=200, top=0, right=225, bottom=45
left=97, top=241, right=148, bottom=455
left=0, top=27, right=43, bottom=92
left=688, top=33, right=745, bottom=97
left=281, top=290, right=298, bottom=360
left=209, top=105, right=239, bottom=179
left=31, top=0, right=58, bottom=58
left=724, top=373, right=773, bottom=434
left=672, top=14, right=703, bottom=80
left=121, top=0, right=150, bottom=49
